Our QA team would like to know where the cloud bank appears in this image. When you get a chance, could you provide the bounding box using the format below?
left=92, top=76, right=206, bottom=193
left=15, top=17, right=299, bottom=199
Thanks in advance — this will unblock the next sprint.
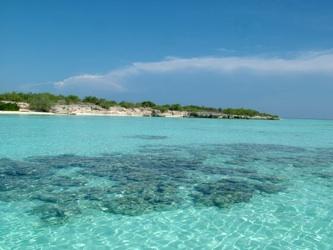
left=54, top=51, right=333, bottom=91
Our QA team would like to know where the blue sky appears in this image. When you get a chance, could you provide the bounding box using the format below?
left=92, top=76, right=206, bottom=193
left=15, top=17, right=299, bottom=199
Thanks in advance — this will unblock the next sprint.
left=1, top=0, right=333, bottom=118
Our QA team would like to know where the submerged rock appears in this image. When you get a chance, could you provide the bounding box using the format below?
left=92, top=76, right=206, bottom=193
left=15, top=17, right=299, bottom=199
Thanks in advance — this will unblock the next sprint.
left=192, top=177, right=284, bottom=208
left=33, top=193, right=59, bottom=203
left=192, top=179, right=255, bottom=208
left=31, top=204, right=68, bottom=224
left=3, top=143, right=330, bottom=223
left=98, top=181, right=181, bottom=216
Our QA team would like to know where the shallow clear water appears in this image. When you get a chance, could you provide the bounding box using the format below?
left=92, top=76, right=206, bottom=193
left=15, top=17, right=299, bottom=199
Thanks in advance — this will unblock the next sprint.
left=0, top=115, right=332, bottom=249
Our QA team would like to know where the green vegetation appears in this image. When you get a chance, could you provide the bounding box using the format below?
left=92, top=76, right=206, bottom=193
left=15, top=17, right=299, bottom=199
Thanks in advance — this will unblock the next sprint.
left=83, top=96, right=117, bottom=109
left=0, top=92, right=278, bottom=118
left=140, top=101, right=156, bottom=108
left=28, top=93, right=58, bottom=112
left=0, top=92, right=63, bottom=112
left=0, top=102, right=20, bottom=111
left=222, top=108, right=279, bottom=119
left=118, top=101, right=137, bottom=109
left=65, top=95, right=81, bottom=104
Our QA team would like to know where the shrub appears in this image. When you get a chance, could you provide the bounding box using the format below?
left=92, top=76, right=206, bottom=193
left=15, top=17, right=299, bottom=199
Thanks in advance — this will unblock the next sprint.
left=222, top=108, right=260, bottom=117
left=119, top=101, right=137, bottom=109
left=97, top=99, right=117, bottom=109
left=83, top=96, right=99, bottom=104
left=28, top=94, right=55, bottom=112
left=169, top=104, right=183, bottom=111
left=83, top=96, right=117, bottom=109
left=65, top=95, right=81, bottom=104
left=141, top=101, right=156, bottom=108
left=0, top=102, right=20, bottom=111
left=155, top=105, right=169, bottom=113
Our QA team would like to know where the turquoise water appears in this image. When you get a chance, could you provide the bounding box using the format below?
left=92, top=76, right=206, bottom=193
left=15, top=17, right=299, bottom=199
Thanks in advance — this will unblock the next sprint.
left=0, top=115, right=332, bottom=249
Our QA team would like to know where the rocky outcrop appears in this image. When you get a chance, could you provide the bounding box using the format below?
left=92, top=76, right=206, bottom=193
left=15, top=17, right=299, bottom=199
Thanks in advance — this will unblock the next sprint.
left=51, top=104, right=155, bottom=116
left=152, top=109, right=187, bottom=118
left=187, top=112, right=278, bottom=120
left=187, top=111, right=223, bottom=119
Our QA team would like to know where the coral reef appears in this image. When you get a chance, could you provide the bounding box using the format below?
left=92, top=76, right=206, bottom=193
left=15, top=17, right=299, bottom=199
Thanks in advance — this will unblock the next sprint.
left=1, top=143, right=332, bottom=224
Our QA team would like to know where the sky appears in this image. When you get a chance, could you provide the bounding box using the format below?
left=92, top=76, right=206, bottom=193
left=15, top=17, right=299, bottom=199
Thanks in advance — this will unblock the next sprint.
left=1, top=0, right=333, bottom=119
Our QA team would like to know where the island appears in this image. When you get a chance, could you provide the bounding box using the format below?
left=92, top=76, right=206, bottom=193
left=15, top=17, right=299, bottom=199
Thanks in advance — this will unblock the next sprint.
left=0, top=92, right=279, bottom=120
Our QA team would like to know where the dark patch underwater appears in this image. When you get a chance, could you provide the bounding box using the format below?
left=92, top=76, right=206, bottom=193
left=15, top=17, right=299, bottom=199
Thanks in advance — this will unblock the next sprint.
left=1, top=143, right=332, bottom=225
left=123, top=135, right=168, bottom=140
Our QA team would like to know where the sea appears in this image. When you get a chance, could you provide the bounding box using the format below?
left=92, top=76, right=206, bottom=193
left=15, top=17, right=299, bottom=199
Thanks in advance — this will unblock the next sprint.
left=0, top=115, right=332, bottom=249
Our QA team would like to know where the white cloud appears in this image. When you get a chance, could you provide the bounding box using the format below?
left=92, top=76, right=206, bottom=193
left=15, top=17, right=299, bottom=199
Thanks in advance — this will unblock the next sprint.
left=54, top=74, right=124, bottom=90
left=54, top=51, right=333, bottom=91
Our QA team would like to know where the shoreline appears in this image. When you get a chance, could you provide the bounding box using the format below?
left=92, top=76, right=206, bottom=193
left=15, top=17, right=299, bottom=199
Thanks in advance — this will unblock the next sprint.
left=0, top=110, right=278, bottom=120
left=0, top=111, right=56, bottom=116
left=0, top=111, right=182, bottom=118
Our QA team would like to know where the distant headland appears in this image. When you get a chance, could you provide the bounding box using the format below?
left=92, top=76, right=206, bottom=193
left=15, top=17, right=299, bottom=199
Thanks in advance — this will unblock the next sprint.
left=0, top=92, right=279, bottom=120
